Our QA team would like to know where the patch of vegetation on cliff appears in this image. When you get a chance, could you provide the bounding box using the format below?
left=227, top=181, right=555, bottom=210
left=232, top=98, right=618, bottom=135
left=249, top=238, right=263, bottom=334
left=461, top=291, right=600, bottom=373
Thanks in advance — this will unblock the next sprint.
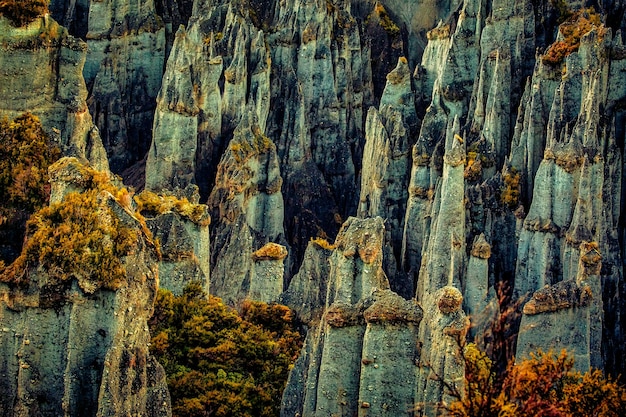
left=500, top=168, right=521, bottom=209
left=134, top=190, right=210, bottom=226
left=366, top=2, right=400, bottom=37
left=0, top=0, right=49, bottom=27
left=0, top=161, right=143, bottom=291
left=0, top=113, right=60, bottom=264
left=542, top=7, right=604, bottom=66
left=446, top=345, right=626, bottom=417
left=149, top=282, right=303, bottom=417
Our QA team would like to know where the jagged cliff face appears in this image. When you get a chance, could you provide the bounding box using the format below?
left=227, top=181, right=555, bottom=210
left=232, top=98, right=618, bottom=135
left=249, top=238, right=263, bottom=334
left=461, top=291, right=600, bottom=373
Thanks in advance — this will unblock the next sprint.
left=49, top=0, right=166, bottom=175
left=0, top=16, right=108, bottom=172
left=3, top=0, right=626, bottom=415
left=0, top=158, right=170, bottom=417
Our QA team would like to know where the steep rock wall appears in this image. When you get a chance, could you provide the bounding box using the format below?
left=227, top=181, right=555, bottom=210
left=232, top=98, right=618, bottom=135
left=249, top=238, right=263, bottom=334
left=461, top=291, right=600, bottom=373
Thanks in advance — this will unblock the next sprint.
left=0, top=16, right=108, bottom=172
left=49, top=0, right=166, bottom=175
left=0, top=158, right=170, bottom=417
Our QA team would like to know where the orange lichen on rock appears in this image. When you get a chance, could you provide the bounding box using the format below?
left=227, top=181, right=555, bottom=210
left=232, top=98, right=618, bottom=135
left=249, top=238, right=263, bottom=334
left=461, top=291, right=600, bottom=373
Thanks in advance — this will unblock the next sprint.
left=252, top=242, right=288, bottom=261
left=438, top=286, right=463, bottom=314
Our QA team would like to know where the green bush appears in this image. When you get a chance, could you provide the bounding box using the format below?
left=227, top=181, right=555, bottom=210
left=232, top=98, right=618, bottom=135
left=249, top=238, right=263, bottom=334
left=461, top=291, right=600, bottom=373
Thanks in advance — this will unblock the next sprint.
left=149, top=283, right=303, bottom=417
left=0, top=0, right=49, bottom=27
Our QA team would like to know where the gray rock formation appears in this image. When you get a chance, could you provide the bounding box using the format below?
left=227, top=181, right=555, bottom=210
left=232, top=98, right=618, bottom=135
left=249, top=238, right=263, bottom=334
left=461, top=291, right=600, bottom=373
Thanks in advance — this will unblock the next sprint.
left=280, top=240, right=332, bottom=324
left=145, top=209, right=210, bottom=296
left=517, top=241, right=603, bottom=372
left=207, top=110, right=286, bottom=305
left=281, top=217, right=424, bottom=417
left=0, top=157, right=170, bottom=417
left=511, top=24, right=625, bottom=372
left=415, top=286, right=468, bottom=417
left=0, top=16, right=109, bottom=172
left=49, top=0, right=166, bottom=174
left=146, top=0, right=270, bottom=196
left=358, top=56, right=417, bottom=297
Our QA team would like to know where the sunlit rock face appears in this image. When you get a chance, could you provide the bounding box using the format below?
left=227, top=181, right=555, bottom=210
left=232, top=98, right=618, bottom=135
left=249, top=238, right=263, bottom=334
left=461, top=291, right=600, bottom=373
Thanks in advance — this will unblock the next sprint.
left=0, top=16, right=109, bottom=172
left=0, top=158, right=170, bottom=417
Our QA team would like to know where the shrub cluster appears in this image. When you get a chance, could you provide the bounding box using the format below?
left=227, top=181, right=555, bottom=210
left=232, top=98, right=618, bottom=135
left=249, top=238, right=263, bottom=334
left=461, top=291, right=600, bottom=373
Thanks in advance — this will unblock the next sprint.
left=0, top=113, right=60, bottom=213
left=501, top=168, right=521, bottom=209
left=447, top=345, right=626, bottom=417
left=0, top=0, right=49, bottom=27
left=149, top=283, right=303, bottom=417
left=0, top=113, right=60, bottom=264
left=134, top=190, right=210, bottom=226
left=542, top=7, right=603, bottom=66
left=1, top=162, right=140, bottom=291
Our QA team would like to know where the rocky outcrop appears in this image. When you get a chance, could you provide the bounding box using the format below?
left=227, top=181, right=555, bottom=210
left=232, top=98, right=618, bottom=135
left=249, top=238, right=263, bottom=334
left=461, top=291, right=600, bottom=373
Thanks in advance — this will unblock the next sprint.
left=49, top=0, right=166, bottom=175
left=0, top=158, right=170, bottom=417
left=281, top=217, right=425, bottom=417
left=146, top=0, right=270, bottom=196
left=280, top=240, right=332, bottom=324
left=0, top=16, right=108, bottom=172
left=144, top=208, right=210, bottom=296
left=415, top=286, right=468, bottom=417
left=517, top=241, right=603, bottom=371
left=511, top=22, right=625, bottom=372
left=358, top=56, right=416, bottom=297
left=207, top=110, right=287, bottom=305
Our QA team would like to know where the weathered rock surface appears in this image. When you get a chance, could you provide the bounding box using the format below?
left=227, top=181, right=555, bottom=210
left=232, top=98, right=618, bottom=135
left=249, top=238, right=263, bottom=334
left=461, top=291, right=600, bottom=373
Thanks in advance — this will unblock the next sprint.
left=145, top=210, right=210, bottom=295
left=517, top=241, right=603, bottom=371
left=49, top=0, right=166, bottom=175
left=281, top=217, right=425, bottom=417
left=207, top=110, right=287, bottom=305
left=358, top=56, right=417, bottom=297
left=0, top=158, right=170, bottom=417
left=0, top=16, right=109, bottom=172
left=280, top=240, right=332, bottom=324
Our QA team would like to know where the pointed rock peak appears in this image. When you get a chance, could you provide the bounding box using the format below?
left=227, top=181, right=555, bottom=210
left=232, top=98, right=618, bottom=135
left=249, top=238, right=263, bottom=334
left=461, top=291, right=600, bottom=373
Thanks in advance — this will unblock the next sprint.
left=363, top=289, right=423, bottom=324
left=470, top=234, right=491, bottom=259
left=443, top=124, right=466, bottom=167
left=385, top=56, right=410, bottom=85
left=335, top=216, right=385, bottom=264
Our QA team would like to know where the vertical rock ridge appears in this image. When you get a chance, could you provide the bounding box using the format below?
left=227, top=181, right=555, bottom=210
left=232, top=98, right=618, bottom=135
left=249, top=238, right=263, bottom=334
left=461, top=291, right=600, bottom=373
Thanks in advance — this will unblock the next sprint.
left=0, top=16, right=109, bottom=172
left=281, top=217, right=424, bottom=417
left=207, top=109, right=286, bottom=305
left=50, top=0, right=166, bottom=174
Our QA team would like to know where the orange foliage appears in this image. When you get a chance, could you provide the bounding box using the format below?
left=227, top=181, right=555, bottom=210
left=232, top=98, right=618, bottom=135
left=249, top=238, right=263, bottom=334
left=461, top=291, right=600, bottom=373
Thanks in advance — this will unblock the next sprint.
left=542, top=8, right=604, bottom=66
left=0, top=0, right=49, bottom=27
left=447, top=347, right=626, bottom=417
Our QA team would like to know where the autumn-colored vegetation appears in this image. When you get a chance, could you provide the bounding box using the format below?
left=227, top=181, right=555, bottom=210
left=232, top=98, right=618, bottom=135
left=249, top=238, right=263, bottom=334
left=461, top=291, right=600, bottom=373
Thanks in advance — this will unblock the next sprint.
left=366, top=2, right=400, bottom=36
left=0, top=158, right=143, bottom=291
left=134, top=189, right=210, bottom=226
left=148, top=283, right=303, bottom=417
left=501, top=168, right=521, bottom=209
left=542, top=7, right=604, bottom=66
left=447, top=345, right=626, bottom=417
left=0, top=0, right=49, bottom=27
left=0, top=113, right=60, bottom=264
